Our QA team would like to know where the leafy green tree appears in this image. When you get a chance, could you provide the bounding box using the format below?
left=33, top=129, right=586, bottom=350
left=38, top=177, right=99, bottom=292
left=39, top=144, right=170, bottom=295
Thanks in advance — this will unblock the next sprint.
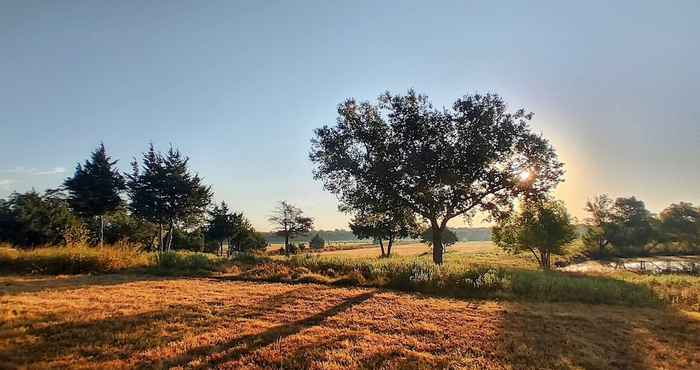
left=127, top=144, right=213, bottom=251
left=0, top=190, right=79, bottom=246
left=349, top=208, right=420, bottom=257
left=582, top=194, right=616, bottom=257
left=309, top=233, right=325, bottom=250
left=421, top=228, right=458, bottom=254
left=268, top=201, right=313, bottom=255
left=63, top=143, right=126, bottom=247
left=608, top=197, right=655, bottom=252
left=206, top=202, right=237, bottom=255
left=493, top=199, right=577, bottom=270
left=102, top=209, right=158, bottom=250
left=310, top=90, right=563, bottom=264
left=659, top=202, right=699, bottom=249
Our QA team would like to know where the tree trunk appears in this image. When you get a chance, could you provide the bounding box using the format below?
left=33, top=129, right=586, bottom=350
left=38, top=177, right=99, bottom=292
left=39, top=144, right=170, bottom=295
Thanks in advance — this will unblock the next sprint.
left=284, top=234, right=290, bottom=256
left=378, top=238, right=385, bottom=258
left=432, top=222, right=444, bottom=265
left=99, top=215, right=104, bottom=248
left=158, top=224, right=164, bottom=253
left=167, top=221, right=174, bottom=252
left=387, top=237, right=394, bottom=257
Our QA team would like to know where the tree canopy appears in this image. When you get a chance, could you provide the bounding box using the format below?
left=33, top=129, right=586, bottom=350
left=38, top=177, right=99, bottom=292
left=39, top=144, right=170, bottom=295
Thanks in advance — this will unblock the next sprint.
left=310, top=90, right=563, bottom=264
left=268, top=201, right=313, bottom=255
left=127, top=144, right=212, bottom=251
left=493, top=198, right=577, bottom=270
left=349, top=208, right=420, bottom=257
left=63, top=143, right=125, bottom=246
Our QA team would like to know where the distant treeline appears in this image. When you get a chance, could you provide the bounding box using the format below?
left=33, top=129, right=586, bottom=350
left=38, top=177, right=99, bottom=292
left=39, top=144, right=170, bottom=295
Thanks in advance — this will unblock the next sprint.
left=262, top=226, right=494, bottom=244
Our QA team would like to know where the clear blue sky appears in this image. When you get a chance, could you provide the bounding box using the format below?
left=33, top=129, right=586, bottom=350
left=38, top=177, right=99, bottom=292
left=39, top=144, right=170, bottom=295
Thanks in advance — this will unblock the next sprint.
left=1, top=1, right=698, bottom=230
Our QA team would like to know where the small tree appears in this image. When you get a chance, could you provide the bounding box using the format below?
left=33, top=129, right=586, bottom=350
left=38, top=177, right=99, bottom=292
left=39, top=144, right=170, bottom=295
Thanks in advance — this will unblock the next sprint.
left=268, top=201, right=313, bottom=255
left=493, top=199, right=576, bottom=270
left=309, top=233, right=325, bottom=250
left=206, top=202, right=236, bottom=256
left=349, top=208, right=419, bottom=257
left=63, top=143, right=126, bottom=247
left=582, top=194, right=615, bottom=258
left=421, top=228, right=458, bottom=254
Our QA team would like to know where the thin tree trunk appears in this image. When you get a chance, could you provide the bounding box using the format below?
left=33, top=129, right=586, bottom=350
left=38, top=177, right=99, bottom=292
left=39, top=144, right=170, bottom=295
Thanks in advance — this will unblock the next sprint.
left=285, top=234, right=290, bottom=256
left=387, top=236, right=394, bottom=257
left=99, top=215, right=104, bottom=248
left=378, top=238, right=385, bottom=258
left=167, top=221, right=174, bottom=251
left=432, top=222, right=444, bottom=265
left=158, top=223, right=163, bottom=253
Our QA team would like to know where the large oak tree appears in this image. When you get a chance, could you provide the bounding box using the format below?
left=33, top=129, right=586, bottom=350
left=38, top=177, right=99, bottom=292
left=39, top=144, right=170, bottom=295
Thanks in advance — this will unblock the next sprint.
left=310, top=90, right=563, bottom=264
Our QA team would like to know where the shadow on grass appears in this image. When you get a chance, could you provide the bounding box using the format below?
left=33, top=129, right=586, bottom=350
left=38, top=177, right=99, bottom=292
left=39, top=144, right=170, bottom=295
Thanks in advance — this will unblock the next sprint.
left=0, top=304, right=206, bottom=368
left=0, top=273, right=181, bottom=296
left=159, top=290, right=376, bottom=369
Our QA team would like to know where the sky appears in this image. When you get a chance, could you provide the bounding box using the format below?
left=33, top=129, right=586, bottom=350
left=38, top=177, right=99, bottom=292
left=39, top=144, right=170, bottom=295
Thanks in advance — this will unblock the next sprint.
left=1, top=1, right=698, bottom=231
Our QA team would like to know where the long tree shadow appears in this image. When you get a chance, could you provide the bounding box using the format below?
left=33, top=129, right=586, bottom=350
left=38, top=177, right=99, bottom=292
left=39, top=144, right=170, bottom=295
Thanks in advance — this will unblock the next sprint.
left=0, top=274, right=180, bottom=296
left=0, top=304, right=205, bottom=368
left=161, top=290, right=376, bottom=369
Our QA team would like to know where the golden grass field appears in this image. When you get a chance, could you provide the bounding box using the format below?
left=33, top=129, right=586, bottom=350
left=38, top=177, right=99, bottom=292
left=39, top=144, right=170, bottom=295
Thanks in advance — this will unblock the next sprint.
left=2, top=274, right=700, bottom=369
left=316, top=241, right=496, bottom=258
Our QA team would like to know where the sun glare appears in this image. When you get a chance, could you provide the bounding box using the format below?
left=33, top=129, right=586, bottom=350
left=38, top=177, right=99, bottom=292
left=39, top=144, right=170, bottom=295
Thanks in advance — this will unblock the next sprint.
left=519, top=170, right=531, bottom=182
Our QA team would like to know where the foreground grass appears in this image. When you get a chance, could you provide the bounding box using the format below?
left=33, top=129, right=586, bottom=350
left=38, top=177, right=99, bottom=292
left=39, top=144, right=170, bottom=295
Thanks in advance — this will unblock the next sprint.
left=1, top=275, right=698, bottom=369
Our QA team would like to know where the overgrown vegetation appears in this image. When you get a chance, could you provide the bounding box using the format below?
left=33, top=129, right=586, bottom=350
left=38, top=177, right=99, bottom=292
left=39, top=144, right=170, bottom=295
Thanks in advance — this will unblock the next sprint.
left=226, top=252, right=700, bottom=309
left=0, top=244, right=223, bottom=275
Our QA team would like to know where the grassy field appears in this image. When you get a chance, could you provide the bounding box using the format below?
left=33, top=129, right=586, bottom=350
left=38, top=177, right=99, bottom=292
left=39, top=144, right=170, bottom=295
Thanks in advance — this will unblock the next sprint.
left=1, top=274, right=699, bottom=369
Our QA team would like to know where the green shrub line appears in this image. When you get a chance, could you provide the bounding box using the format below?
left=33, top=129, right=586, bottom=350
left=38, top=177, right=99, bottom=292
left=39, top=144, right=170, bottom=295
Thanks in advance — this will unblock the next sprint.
left=230, top=253, right=669, bottom=307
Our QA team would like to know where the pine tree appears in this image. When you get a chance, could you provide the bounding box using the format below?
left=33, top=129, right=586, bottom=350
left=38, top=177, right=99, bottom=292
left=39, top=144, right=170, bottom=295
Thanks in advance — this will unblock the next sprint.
left=127, top=144, right=212, bottom=251
left=63, top=143, right=125, bottom=247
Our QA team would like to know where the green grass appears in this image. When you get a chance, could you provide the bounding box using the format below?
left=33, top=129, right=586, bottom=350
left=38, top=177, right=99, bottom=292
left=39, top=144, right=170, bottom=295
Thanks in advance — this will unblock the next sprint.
left=228, top=252, right=700, bottom=309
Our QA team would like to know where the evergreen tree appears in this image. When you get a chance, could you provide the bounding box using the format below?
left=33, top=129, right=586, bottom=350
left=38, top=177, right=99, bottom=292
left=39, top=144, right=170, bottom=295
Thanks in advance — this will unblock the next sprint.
left=127, top=144, right=213, bottom=251
left=63, top=143, right=125, bottom=247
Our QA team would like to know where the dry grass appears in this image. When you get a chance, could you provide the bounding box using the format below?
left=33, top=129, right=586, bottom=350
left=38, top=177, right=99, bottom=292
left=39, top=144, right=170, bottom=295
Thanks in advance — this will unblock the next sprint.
left=1, top=275, right=699, bottom=369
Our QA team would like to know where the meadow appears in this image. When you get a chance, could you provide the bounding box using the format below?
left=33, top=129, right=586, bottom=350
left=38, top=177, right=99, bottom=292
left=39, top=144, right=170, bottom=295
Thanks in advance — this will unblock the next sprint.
left=2, top=242, right=700, bottom=369
left=1, top=274, right=699, bottom=369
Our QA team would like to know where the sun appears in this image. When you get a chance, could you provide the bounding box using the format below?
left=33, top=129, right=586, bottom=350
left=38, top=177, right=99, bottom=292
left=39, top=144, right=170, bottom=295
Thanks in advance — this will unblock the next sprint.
left=519, top=170, right=531, bottom=181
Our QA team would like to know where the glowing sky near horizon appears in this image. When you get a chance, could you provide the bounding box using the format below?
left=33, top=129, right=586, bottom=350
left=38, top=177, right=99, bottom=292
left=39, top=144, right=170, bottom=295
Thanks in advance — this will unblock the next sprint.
left=1, top=1, right=698, bottom=230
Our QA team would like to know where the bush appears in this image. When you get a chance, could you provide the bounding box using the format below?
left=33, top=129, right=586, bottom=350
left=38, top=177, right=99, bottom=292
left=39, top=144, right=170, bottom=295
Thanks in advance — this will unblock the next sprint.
left=151, top=251, right=224, bottom=274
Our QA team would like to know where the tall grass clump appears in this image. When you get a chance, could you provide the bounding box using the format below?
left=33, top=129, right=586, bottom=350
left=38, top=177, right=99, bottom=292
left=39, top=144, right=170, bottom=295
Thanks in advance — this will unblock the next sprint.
left=150, top=251, right=225, bottom=275
left=0, top=243, right=150, bottom=274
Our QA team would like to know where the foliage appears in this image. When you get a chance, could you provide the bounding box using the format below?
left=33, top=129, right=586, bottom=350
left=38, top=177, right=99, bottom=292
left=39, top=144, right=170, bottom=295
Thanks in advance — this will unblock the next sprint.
left=127, top=144, right=213, bottom=251
left=63, top=143, right=126, bottom=246
left=493, top=199, right=577, bottom=270
left=349, top=208, right=420, bottom=257
left=583, top=195, right=660, bottom=257
left=268, top=201, right=313, bottom=255
left=659, top=202, right=699, bottom=249
left=102, top=209, right=159, bottom=250
left=310, top=90, right=563, bottom=264
left=309, top=233, right=325, bottom=249
left=0, top=190, right=79, bottom=246
left=151, top=251, right=224, bottom=275
left=420, top=228, right=458, bottom=250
